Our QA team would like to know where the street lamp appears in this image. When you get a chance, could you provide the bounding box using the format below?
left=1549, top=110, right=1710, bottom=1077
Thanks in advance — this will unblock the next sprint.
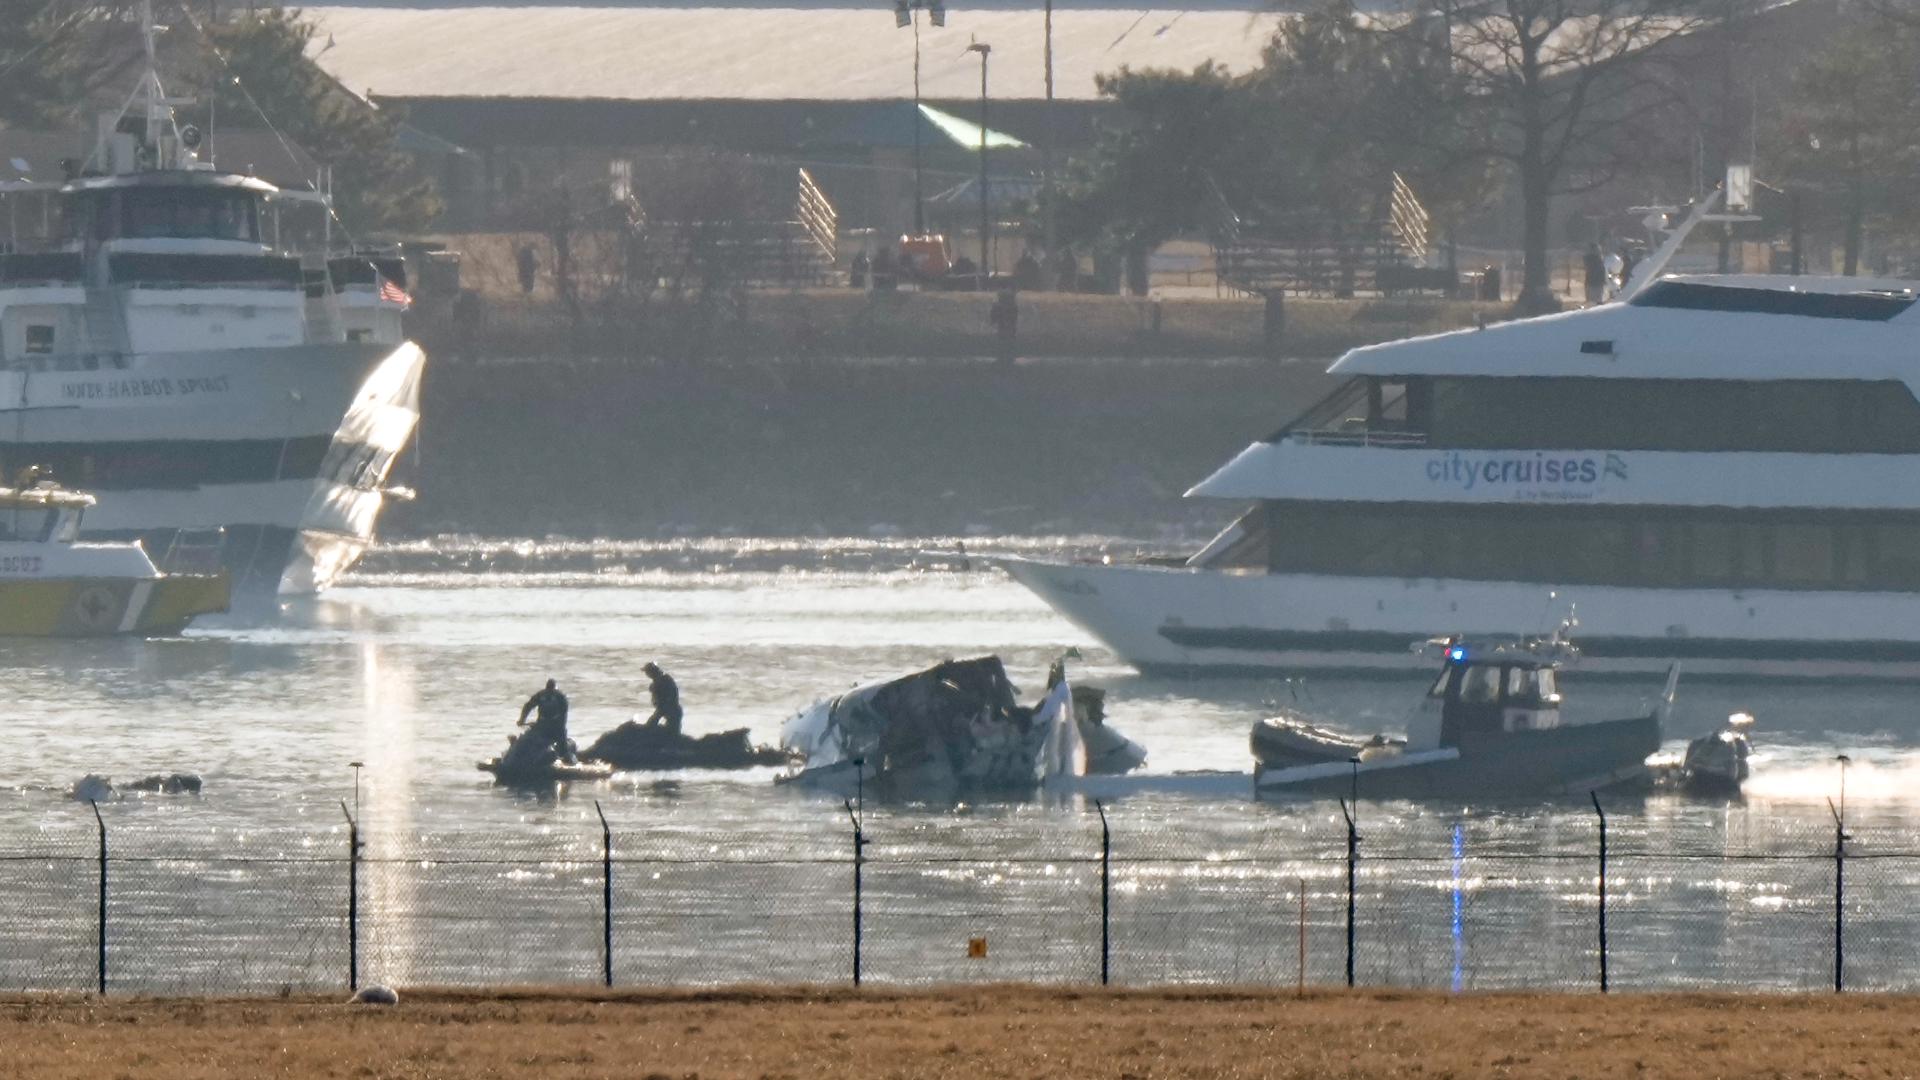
left=1042, top=0, right=1055, bottom=260
left=894, top=0, right=944, bottom=236
left=966, top=39, right=992, bottom=286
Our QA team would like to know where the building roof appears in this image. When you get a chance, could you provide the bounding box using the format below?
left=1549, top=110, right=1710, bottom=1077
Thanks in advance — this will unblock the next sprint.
left=305, top=3, right=1284, bottom=102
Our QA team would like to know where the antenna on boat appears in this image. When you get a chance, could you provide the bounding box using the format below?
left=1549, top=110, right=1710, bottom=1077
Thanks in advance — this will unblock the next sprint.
left=89, top=0, right=200, bottom=176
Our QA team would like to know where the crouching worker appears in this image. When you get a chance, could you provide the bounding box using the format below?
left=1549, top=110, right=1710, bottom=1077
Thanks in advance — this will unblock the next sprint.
left=518, top=678, right=576, bottom=763
left=642, top=662, right=683, bottom=737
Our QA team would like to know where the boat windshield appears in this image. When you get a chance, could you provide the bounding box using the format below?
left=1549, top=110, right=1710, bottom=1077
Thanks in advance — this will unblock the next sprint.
left=1458, top=664, right=1501, bottom=703
left=123, top=188, right=260, bottom=242
left=1504, top=665, right=1560, bottom=704
left=0, top=507, right=57, bottom=543
left=68, top=187, right=265, bottom=244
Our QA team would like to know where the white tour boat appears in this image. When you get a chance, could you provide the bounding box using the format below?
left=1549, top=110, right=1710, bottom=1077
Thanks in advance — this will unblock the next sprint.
left=0, top=1, right=422, bottom=597
left=1001, top=262, right=1920, bottom=679
left=0, top=474, right=227, bottom=636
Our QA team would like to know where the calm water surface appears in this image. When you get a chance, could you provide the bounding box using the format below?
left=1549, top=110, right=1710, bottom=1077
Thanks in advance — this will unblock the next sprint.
left=5, top=535, right=1920, bottom=837
left=6, top=536, right=1920, bottom=991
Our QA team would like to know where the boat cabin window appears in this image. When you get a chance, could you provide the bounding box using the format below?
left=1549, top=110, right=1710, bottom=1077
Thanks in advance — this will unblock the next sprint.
left=24, top=325, right=53, bottom=354
left=65, top=187, right=262, bottom=245
left=122, top=188, right=260, bottom=242
left=1504, top=666, right=1558, bottom=705
left=1458, top=664, right=1501, bottom=703
left=51, top=508, right=80, bottom=542
left=1427, top=666, right=1452, bottom=698
left=1266, top=499, right=1920, bottom=593
left=0, top=508, right=58, bottom=543
left=1426, top=377, right=1920, bottom=454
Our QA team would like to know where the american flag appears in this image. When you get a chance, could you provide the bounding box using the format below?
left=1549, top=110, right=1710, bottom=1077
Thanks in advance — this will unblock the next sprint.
left=377, top=275, right=412, bottom=308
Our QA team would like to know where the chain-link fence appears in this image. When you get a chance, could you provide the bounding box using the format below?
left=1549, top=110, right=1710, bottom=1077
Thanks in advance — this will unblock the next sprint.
left=9, top=799, right=1914, bottom=994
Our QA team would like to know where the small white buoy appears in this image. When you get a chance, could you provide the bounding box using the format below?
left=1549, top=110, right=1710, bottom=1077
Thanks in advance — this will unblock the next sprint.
left=349, top=984, right=399, bottom=1005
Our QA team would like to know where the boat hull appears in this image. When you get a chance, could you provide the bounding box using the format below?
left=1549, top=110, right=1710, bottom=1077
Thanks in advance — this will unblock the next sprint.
left=1254, top=713, right=1662, bottom=799
left=0, top=574, right=228, bottom=636
left=1, top=341, right=424, bottom=596
left=997, top=557, right=1920, bottom=680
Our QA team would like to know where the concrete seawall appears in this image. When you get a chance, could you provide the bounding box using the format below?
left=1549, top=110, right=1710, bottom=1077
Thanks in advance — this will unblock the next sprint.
left=387, top=355, right=1343, bottom=540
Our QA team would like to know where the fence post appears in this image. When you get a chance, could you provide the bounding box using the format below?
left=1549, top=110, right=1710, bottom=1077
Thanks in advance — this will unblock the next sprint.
left=90, top=800, right=105, bottom=996
left=1829, top=793, right=1849, bottom=993
left=341, top=800, right=359, bottom=992
left=844, top=793, right=869, bottom=986
left=1339, top=797, right=1358, bottom=988
left=1591, top=792, right=1608, bottom=994
left=1297, top=878, right=1307, bottom=995
left=596, top=800, right=613, bottom=988
left=1095, top=799, right=1110, bottom=987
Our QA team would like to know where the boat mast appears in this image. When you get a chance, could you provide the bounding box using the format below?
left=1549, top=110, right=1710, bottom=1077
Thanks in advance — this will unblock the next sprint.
left=141, top=0, right=168, bottom=158
left=93, top=0, right=193, bottom=175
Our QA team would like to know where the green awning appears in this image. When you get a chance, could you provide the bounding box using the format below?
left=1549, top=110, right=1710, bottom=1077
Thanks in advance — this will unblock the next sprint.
left=918, top=103, right=1027, bottom=150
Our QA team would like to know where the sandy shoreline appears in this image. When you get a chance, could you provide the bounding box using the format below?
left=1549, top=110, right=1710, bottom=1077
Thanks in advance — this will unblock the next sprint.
left=9, top=985, right=1917, bottom=1078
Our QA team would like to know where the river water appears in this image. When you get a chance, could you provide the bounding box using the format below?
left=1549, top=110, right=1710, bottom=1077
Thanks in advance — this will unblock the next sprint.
left=8, top=535, right=1920, bottom=992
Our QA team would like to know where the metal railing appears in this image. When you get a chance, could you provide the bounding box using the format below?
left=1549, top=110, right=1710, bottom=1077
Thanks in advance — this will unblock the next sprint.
left=795, top=167, right=838, bottom=266
left=4, top=796, right=1911, bottom=995
left=1283, top=427, right=1431, bottom=448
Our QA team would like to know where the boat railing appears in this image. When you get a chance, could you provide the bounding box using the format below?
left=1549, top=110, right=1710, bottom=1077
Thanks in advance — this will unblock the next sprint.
left=1283, top=427, right=1430, bottom=448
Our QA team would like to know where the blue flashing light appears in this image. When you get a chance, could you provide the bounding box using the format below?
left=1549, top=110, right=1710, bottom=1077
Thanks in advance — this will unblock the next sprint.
left=1448, top=646, right=1468, bottom=662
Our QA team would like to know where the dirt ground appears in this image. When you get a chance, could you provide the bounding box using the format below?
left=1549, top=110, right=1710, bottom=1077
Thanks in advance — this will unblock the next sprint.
left=7, top=986, right=1920, bottom=1079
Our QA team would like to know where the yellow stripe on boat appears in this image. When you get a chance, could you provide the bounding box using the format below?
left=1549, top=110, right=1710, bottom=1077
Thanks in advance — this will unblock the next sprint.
left=0, top=574, right=228, bottom=638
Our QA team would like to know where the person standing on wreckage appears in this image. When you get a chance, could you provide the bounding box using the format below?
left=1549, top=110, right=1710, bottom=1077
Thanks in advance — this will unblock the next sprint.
left=642, top=662, right=684, bottom=737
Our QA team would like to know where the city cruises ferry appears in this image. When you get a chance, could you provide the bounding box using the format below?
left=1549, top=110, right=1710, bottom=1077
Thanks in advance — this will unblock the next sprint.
left=0, top=1, right=422, bottom=596
left=1001, top=273, right=1920, bottom=679
left=0, top=475, right=227, bottom=636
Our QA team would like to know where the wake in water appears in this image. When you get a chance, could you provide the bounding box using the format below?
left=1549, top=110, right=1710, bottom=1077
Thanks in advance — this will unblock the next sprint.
left=1743, top=750, right=1920, bottom=805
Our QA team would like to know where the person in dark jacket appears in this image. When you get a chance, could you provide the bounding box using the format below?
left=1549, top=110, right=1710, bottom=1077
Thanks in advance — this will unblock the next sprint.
left=989, top=286, right=1018, bottom=364
left=517, top=678, right=574, bottom=761
left=642, top=662, right=683, bottom=736
left=1583, top=243, right=1606, bottom=305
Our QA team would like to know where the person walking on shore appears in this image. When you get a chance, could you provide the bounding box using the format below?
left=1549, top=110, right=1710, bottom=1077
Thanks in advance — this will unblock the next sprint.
left=516, top=244, right=538, bottom=295
left=990, top=286, right=1019, bottom=365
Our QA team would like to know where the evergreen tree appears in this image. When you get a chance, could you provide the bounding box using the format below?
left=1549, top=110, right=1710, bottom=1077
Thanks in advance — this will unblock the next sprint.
left=1053, top=62, right=1255, bottom=274
left=1774, top=13, right=1920, bottom=274
left=0, top=0, right=135, bottom=129
left=181, top=8, right=439, bottom=233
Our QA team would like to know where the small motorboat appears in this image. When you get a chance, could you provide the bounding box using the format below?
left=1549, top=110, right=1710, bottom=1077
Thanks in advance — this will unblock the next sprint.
left=579, top=722, right=790, bottom=771
left=1253, top=712, right=1403, bottom=769
left=478, top=729, right=613, bottom=788
left=778, top=656, right=1081, bottom=798
left=1253, top=634, right=1675, bottom=800
left=0, top=472, right=228, bottom=637
left=1655, top=712, right=1753, bottom=797
left=1073, top=687, right=1148, bottom=775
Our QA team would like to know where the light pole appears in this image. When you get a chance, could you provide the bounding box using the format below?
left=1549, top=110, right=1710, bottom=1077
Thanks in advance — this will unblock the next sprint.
left=967, top=40, right=992, bottom=286
left=894, top=0, right=944, bottom=236
left=1042, top=0, right=1055, bottom=261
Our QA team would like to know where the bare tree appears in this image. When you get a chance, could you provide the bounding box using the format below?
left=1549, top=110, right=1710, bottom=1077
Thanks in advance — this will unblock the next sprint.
left=1370, top=0, right=1706, bottom=311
